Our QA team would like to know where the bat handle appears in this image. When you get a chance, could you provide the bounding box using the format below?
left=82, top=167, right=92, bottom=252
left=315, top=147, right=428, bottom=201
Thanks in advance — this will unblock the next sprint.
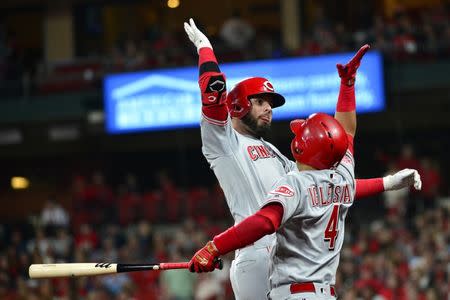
left=159, top=258, right=223, bottom=271
left=159, top=262, right=189, bottom=270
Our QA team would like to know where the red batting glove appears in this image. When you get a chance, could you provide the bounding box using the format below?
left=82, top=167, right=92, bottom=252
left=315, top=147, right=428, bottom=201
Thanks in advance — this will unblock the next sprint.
left=188, top=241, right=220, bottom=273
left=336, top=44, right=370, bottom=86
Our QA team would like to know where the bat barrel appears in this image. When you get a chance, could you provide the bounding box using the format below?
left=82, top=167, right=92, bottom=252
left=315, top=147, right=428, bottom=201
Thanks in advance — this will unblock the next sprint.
left=29, top=263, right=118, bottom=279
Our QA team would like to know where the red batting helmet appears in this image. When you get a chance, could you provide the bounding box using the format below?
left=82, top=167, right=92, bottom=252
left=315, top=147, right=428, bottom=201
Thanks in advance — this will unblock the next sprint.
left=226, top=77, right=285, bottom=119
left=290, top=113, right=348, bottom=170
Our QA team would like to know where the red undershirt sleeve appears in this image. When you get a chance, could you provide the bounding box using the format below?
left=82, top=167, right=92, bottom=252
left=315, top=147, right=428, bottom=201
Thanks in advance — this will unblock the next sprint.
left=355, top=178, right=385, bottom=199
left=336, top=84, right=355, bottom=112
left=213, top=203, right=283, bottom=255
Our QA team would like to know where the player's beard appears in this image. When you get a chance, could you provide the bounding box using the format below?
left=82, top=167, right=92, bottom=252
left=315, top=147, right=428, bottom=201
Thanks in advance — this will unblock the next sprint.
left=242, top=113, right=271, bottom=139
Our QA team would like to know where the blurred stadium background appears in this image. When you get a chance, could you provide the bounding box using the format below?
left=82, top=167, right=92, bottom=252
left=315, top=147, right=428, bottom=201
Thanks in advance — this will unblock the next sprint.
left=0, top=0, right=449, bottom=299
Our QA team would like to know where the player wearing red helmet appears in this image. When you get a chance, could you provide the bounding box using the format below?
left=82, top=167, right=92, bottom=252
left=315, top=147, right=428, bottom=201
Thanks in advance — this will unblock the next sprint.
left=184, top=18, right=421, bottom=300
left=290, top=113, right=349, bottom=170
left=226, top=77, right=285, bottom=118
left=187, top=55, right=419, bottom=299
left=226, top=77, right=285, bottom=139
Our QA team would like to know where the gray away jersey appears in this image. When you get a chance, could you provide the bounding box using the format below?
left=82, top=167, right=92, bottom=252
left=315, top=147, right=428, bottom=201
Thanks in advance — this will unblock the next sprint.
left=201, top=116, right=297, bottom=247
left=264, top=149, right=355, bottom=287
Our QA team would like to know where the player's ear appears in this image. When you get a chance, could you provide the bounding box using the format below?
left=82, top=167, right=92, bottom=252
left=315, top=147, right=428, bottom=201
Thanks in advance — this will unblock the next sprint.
left=290, top=119, right=305, bottom=134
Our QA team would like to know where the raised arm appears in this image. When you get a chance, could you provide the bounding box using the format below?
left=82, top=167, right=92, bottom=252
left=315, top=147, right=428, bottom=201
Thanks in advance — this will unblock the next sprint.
left=184, top=18, right=228, bottom=124
left=334, top=44, right=370, bottom=137
left=334, top=45, right=422, bottom=198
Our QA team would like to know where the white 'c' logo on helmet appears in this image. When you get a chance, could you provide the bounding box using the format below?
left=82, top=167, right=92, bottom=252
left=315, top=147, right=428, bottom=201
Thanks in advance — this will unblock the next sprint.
left=263, top=81, right=274, bottom=92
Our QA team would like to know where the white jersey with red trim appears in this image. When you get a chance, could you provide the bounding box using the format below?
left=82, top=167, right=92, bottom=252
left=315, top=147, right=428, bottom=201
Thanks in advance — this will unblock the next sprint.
left=201, top=115, right=296, bottom=247
left=264, top=150, right=355, bottom=287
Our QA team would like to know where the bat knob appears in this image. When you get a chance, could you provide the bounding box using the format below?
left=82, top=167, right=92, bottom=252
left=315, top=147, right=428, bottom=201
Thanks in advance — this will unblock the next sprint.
left=214, top=258, right=223, bottom=270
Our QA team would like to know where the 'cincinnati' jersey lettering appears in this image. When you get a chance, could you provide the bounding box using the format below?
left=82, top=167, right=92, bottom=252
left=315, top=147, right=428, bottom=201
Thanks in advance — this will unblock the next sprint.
left=247, top=145, right=276, bottom=161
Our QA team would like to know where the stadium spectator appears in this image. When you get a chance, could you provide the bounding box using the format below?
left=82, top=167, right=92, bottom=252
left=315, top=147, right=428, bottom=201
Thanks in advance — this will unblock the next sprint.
left=419, top=157, right=442, bottom=204
left=156, top=170, right=182, bottom=222
left=26, top=227, right=50, bottom=259
left=395, top=144, right=422, bottom=171
left=51, top=228, right=72, bottom=261
left=74, top=223, right=99, bottom=251
left=83, top=171, right=115, bottom=225
left=100, top=272, right=132, bottom=297
left=220, top=11, right=255, bottom=51
left=383, top=163, right=410, bottom=217
left=40, top=197, right=70, bottom=234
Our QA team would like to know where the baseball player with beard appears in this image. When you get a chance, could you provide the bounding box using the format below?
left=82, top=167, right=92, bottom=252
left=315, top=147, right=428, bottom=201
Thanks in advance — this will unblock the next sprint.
left=184, top=18, right=421, bottom=300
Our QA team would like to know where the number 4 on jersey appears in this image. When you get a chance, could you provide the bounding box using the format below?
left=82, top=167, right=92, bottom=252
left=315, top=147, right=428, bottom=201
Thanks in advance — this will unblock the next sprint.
left=324, top=204, right=340, bottom=250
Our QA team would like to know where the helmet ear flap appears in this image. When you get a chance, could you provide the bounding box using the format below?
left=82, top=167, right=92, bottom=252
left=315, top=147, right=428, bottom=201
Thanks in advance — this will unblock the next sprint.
left=290, top=119, right=305, bottom=134
left=232, top=99, right=242, bottom=115
left=290, top=135, right=304, bottom=163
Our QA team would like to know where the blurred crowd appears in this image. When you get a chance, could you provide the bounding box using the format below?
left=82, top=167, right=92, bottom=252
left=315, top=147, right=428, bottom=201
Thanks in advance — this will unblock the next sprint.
left=0, top=142, right=448, bottom=300
left=87, top=5, right=450, bottom=70
left=0, top=5, right=449, bottom=97
left=0, top=170, right=235, bottom=300
left=293, top=5, right=450, bottom=62
left=337, top=205, right=448, bottom=300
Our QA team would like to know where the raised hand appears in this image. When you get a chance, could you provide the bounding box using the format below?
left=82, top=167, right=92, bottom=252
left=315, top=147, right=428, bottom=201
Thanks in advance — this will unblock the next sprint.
left=184, top=18, right=212, bottom=53
left=336, top=44, right=370, bottom=86
left=383, top=168, right=422, bottom=191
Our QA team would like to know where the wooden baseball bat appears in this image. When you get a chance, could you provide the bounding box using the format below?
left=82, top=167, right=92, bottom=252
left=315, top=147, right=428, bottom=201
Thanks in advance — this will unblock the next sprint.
left=29, top=259, right=223, bottom=279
